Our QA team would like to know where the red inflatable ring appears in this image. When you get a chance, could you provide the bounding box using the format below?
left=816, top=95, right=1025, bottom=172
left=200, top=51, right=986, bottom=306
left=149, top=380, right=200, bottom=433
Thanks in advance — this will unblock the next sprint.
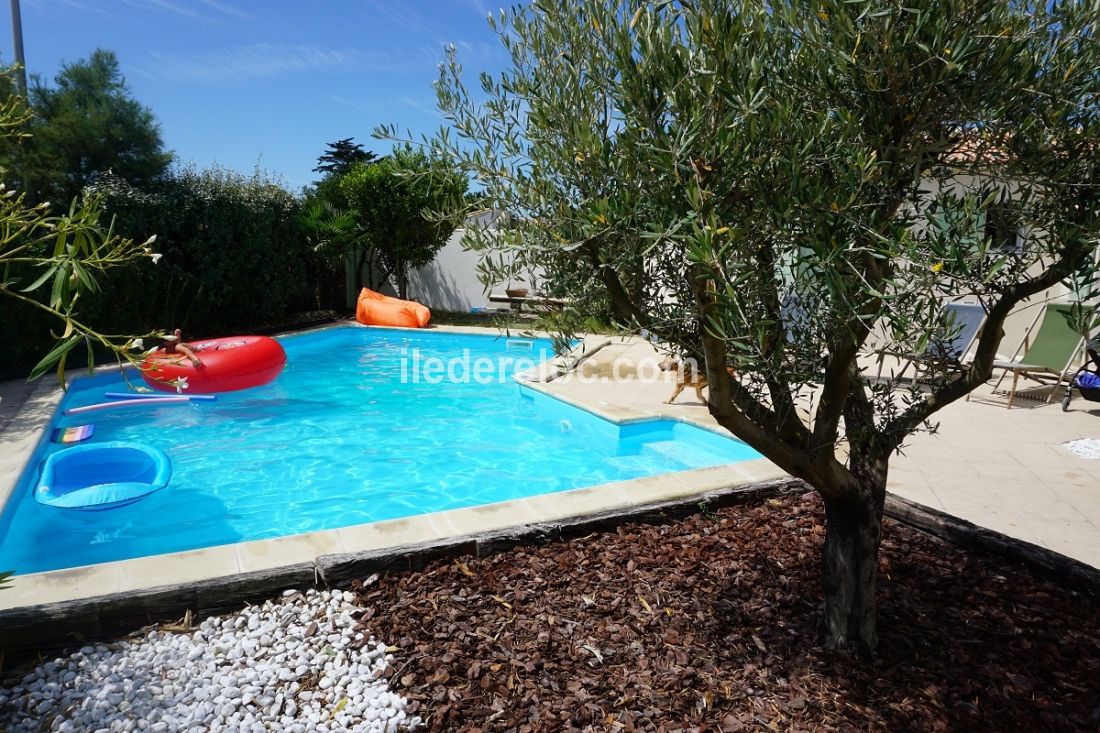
left=141, top=335, right=286, bottom=393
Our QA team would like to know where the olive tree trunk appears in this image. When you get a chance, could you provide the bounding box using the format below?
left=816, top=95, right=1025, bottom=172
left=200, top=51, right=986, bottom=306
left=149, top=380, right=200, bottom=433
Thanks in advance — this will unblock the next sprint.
left=819, top=458, right=887, bottom=655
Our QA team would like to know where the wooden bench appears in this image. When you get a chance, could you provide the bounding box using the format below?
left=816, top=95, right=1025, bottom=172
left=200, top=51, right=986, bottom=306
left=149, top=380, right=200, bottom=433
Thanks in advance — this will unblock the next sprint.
left=488, top=293, right=570, bottom=314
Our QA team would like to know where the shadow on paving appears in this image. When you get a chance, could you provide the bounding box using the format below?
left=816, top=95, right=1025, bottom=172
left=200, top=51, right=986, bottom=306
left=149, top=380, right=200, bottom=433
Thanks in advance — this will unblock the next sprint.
left=352, top=493, right=1100, bottom=733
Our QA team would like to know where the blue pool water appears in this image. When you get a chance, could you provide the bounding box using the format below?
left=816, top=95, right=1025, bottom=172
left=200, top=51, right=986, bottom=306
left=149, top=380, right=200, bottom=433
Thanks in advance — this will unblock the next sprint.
left=0, top=326, right=760, bottom=574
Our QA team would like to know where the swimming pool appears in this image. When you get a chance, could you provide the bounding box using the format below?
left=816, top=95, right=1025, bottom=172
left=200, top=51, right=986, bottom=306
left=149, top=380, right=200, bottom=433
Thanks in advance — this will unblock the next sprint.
left=0, top=326, right=760, bottom=575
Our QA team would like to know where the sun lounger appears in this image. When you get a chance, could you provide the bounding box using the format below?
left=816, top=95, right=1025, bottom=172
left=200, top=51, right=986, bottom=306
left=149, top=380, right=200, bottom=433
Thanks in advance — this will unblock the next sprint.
left=983, top=302, right=1091, bottom=409
left=876, top=301, right=987, bottom=381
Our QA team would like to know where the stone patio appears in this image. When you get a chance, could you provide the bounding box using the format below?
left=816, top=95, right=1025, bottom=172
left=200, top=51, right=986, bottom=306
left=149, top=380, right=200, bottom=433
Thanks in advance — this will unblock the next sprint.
left=535, top=336, right=1100, bottom=569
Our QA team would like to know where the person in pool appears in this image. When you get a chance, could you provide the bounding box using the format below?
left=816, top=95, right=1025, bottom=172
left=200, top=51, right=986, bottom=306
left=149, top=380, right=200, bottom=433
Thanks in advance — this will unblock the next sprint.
left=163, top=329, right=203, bottom=367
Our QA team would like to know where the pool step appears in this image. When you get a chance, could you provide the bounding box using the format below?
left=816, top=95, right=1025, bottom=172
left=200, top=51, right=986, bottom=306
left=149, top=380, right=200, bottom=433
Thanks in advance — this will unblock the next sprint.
left=609, top=439, right=726, bottom=469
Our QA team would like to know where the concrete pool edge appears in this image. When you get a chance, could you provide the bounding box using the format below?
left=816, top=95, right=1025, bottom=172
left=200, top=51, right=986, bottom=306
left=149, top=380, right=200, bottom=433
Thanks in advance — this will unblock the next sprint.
left=519, top=378, right=741, bottom=435
left=0, top=476, right=804, bottom=657
left=0, top=373, right=69, bottom=514
left=0, top=456, right=788, bottom=610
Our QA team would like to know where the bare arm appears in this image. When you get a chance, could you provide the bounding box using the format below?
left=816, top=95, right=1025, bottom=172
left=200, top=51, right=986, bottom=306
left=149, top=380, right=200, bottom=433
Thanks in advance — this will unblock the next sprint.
left=176, top=343, right=202, bottom=367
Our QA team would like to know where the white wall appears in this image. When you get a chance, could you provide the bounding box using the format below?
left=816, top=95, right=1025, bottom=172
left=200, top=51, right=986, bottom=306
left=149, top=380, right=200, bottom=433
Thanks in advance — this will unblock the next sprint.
left=406, top=227, right=537, bottom=313
left=405, top=228, right=489, bottom=312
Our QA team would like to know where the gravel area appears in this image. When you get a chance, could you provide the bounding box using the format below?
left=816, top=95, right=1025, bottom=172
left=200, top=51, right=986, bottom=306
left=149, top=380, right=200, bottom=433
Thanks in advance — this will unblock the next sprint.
left=0, top=589, right=417, bottom=732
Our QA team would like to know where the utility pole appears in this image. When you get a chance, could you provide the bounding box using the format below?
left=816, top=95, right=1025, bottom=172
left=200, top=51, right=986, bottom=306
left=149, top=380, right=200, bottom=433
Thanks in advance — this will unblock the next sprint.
left=9, top=0, right=32, bottom=199
left=9, top=0, right=27, bottom=97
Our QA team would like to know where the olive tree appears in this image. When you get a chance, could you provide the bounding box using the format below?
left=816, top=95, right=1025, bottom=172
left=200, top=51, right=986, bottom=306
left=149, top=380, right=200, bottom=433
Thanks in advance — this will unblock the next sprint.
left=384, top=0, right=1100, bottom=654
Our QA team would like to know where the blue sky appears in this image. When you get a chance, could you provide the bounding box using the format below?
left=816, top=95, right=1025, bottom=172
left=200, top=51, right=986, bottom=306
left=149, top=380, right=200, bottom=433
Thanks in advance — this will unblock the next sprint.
left=9, top=0, right=508, bottom=191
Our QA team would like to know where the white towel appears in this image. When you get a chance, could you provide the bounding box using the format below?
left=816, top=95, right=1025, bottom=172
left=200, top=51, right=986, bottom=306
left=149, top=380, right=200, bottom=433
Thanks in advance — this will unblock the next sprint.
left=1063, top=438, right=1100, bottom=460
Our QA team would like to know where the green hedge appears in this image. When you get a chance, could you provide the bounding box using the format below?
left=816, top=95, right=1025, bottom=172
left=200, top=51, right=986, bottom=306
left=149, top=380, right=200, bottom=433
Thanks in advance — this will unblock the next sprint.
left=0, top=166, right=338, bottom=374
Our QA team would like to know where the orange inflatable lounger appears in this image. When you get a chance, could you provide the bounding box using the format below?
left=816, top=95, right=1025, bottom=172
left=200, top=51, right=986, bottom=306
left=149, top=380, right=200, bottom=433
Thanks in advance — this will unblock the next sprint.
left=356, top=288, right=431, bottom=328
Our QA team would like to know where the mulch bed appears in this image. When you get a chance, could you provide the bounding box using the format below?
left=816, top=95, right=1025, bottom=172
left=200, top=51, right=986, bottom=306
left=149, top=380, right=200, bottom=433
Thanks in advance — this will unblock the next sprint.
left=353, top=493, right=1100, bottom=732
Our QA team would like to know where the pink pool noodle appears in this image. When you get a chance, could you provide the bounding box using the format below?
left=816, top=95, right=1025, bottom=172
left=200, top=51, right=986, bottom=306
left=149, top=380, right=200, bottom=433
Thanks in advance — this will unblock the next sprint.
left=64, top=397, right=190, bottom=416
left=104, top=391, right=217, bottom=402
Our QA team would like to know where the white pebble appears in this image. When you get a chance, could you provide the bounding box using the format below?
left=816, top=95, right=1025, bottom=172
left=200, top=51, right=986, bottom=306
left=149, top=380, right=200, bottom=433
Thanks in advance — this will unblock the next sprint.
left=0, top=592, right=419, bottom=732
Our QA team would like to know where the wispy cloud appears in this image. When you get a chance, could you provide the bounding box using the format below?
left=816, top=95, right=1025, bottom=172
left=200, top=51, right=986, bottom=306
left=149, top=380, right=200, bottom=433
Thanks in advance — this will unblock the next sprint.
left=24, top=0, right=111, bottom=15
left=468, top=0, right=491, bottom=20
left=121, top=0, right=199, bottom=18
left=361, top=0, right=503, bottom=69
left=195, top=0, right=252, bottom=20
left=327, top=94, right=376, bottom=115
left=143, top=44, right=360, bottom=83
left=326, top=94, right=442, bottom=122
left=451, top=40, right=502, bottom=65
left=399, top=96, right=443, bottom=120
left=116, top=0, right=250, bottom=21
left=368, top=1, right=447, bottom=45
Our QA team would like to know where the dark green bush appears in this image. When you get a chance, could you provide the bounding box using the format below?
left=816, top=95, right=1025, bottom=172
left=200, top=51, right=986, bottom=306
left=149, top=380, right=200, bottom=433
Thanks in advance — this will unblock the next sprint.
left=93, top=166, right=311, bottom=332
left=0, top=166, right=335, bottom=375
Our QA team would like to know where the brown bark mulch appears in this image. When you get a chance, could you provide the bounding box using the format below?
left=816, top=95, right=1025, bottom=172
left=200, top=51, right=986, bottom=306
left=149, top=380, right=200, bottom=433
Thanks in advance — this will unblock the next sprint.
left=352, top=493, right=1100, bottom=732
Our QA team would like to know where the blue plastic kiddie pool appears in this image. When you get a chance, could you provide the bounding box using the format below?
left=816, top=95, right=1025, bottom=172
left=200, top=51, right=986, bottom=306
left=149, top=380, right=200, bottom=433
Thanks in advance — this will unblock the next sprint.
left=35, top=442, right=172, bottom=511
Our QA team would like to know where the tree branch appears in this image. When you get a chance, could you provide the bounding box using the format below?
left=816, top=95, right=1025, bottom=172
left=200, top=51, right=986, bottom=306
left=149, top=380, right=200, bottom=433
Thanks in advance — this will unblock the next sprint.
left=879, top=252, right=1083, bottom=451
left=752, top=238, right=811, bottom=445
left=581, top=237, right=649, bottom=327
left=811, top=290, right=879, bottom=458
left=842, top=361, right=884, bottom=489
left=691, top=264, right=841, bottom=491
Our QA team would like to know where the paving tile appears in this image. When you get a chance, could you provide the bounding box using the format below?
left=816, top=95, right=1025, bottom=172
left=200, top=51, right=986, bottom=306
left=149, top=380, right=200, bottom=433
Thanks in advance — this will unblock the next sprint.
left=528, top=478, right=638, bottom=511
left=887, top=466, right=931, bottom=485
left=120, top=545, right=240, bottom=590
left=940, top=503, right=1032, bottom=539
left=410, top=500, right=542, bottom=539
left=336, top=515, right=444, bottom=555
left=236, top=529, right=341, bottom=573
left=1040, top=532, right=1100, bottom=568
left=889, top=484, right=946, bottom=512
left=969, top=460, right=1044, bottom=481
left=684, top=461, right=784, bottom=489
left=889, top=468, right=947, bottom=510
left=0, top=561, right=127, bottom=610
left=620, top=473, right=712, bottom=503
